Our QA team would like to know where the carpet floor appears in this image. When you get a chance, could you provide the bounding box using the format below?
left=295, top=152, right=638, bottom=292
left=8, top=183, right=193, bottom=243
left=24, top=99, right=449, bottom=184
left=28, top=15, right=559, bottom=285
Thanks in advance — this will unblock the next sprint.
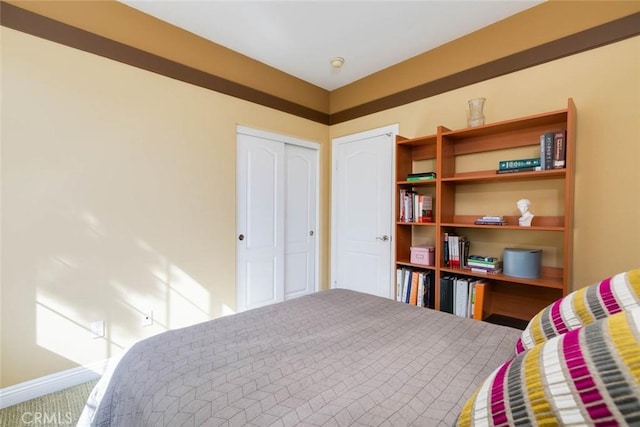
left=0, top=379, right=98, bottom=427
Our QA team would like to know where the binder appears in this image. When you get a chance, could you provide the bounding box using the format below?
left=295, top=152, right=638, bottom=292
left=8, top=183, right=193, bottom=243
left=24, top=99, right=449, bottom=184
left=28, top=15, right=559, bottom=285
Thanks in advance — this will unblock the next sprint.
left=473, top=281, right=489, bottom=320
left=454, top=277, right=469, bottom=317
left=439, top=276, right=454, bottom=314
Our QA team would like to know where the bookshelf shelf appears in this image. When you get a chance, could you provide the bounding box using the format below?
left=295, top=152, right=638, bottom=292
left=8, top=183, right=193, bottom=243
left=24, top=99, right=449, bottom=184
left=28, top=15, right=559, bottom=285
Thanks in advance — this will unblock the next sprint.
left=394, top=98, right=575, bottom=322
left=397, top=261, right=436, bottom=270
left=441, top=168, right=566, bottom=183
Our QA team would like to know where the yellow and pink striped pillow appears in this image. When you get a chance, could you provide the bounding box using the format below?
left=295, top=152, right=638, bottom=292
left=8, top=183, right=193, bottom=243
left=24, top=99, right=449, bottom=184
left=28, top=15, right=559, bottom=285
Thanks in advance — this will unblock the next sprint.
left=515, top=268, right=640, bottom=354
left=457, top=307, right=640, bottom=426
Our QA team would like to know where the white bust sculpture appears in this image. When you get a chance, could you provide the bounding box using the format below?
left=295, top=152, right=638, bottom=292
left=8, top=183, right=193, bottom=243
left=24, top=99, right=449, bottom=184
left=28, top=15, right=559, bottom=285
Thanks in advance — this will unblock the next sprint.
left=517, top=199, right=534, bottom=227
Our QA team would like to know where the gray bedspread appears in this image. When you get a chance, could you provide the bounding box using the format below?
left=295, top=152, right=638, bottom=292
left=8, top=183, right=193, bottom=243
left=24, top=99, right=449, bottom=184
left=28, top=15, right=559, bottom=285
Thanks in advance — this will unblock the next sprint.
left=82, top=289, right=521, bottom=426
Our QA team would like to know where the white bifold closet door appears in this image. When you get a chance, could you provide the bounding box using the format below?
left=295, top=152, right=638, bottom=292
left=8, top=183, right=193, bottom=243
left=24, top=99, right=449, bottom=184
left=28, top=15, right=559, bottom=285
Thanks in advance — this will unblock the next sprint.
left=236, top=127, right=317, bottom=312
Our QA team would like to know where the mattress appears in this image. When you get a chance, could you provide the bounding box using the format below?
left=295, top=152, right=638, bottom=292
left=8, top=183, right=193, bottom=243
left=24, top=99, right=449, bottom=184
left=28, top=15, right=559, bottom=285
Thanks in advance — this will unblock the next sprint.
left=80, top=289, right=521, bottom=426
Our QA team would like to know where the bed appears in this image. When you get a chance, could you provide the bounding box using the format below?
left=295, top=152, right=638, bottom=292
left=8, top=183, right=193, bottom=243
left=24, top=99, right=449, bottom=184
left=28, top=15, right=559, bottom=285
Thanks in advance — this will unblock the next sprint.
left=78, top=270, right=640, bottom=426
left=79, top=289, right=521, bottom=426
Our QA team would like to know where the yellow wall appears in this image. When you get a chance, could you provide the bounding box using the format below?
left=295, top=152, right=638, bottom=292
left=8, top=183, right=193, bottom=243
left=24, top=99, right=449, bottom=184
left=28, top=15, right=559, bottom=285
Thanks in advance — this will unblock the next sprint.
left=1, top=16, right=639, bottom=388
left=0, top=27, right=329, bottom=387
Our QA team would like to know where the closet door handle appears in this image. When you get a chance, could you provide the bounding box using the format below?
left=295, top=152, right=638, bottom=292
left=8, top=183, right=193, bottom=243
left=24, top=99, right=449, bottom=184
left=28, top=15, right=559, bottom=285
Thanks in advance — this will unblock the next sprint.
left=376, top=235, right=389, bottom=242
left=238, top=234, right=245, bottom=241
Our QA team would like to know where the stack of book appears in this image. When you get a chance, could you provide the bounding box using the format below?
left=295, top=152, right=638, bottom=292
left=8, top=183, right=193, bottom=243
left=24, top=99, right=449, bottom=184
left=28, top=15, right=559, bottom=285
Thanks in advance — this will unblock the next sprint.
left=474, top=215, right=507, bottom=225
left=540, top=130, right=567, bottom=170
left=406, top=171, right=436, bottom=181
left=465, top=255, right=502, bottom=274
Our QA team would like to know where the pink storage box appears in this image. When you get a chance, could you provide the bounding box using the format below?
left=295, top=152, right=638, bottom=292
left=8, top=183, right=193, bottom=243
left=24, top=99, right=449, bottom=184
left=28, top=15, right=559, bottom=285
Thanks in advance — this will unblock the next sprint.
left=410, top=245, right=435, bottom=266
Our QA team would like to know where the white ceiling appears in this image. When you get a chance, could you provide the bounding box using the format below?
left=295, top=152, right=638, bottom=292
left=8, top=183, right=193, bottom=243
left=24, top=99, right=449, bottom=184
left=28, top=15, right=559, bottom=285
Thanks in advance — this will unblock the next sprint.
left=121, top=1, right=543, bottom=91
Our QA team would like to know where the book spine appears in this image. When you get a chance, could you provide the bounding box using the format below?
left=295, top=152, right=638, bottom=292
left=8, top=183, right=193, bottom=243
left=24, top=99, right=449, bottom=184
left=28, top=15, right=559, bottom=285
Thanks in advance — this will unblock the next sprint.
left=544, top=131, right=554, bottom=170
left=407, top=172, right=436, bottom=178
left=409, top=271, right=419, bottom=305
left=443, top=233, right=449, bottom=267
left=496, top=166, right=540, bottom=174
left=473, top=281, right=487, bottom=320
left=553, top=130, right=566, bottom=168
left=406, top=176, right=435, bottom=181
left=539, top=134, right=546, bottom=170
left=498, top=158, right=541, bottom=170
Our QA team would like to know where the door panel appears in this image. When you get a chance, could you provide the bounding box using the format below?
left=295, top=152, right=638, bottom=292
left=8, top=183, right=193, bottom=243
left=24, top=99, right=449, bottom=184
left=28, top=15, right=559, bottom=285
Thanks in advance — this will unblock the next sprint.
left=237, top=133, right=285, bottom=312
left=334, top=130, right=393, bottom=298
left=284, top=144, right=317, bottom=300
left=237, top=128, right=318, bottom=312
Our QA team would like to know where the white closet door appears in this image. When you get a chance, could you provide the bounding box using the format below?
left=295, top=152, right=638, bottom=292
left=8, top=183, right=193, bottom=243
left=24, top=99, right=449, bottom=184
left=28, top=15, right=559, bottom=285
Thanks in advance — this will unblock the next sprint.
left=284, top=144, right=317, bottom=300
left=237, top=127, right=318, bottom=312
left=236, top=133, right=285, bottom=312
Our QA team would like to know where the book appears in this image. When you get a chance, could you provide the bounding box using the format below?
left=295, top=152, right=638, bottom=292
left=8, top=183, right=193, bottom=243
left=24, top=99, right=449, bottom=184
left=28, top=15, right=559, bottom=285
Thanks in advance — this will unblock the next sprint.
left=426, top=271, right=436, bottom=309
left=443, top=233, right=449, bottom=267
left=406, top=176, right=435, bottom=181
left=469, top=266, right=502, bottom=274
left=496, top=166, right=541, bottom=174
left=543, top=131, right=555, bottom=170
left=475, top=217, right=508, bottom=225
left=416, top=272, right=426, bottom=307
left=396, top=268, right=405, bottom=301
left=409, top=270, right=419, bottom=305
left=407, top=172, right=436, bottom=180
left=439, top=276, right=454, bottom=314
left=467, top=258, right=501, bottom=267
left=472, top=281, right=489, bottom=320
left=468, top=255, right=500, bottom=263
left=420, top=195, right=433, bottom=222
left=539, top=134, right=546, bottom=170
left=467, top=279, right=477, bottom=319
left=498, top=158, right=541, bottom=170
left=403, top=270, right=412, bottom=303
left=454, top=277, right=469, bottom=317
left=553, top=130, right=566, bottom=168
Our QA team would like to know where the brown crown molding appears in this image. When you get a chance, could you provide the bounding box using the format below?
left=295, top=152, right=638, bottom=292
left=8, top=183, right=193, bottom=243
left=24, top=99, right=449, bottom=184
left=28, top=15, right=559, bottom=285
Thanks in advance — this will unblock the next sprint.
left=0, top=1, right=331, bottom=125
left=2, top=2, right=639, bottom=126
left=329, top=12, right=640, bottom=125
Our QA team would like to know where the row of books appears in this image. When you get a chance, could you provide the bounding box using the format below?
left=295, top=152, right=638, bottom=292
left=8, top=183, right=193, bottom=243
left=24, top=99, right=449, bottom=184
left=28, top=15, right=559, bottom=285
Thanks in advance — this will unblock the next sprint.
left=399, top=190, right=433, bottom=223
left=440, top=275, right=489, bottom=319
left=396, top=268, right=436, bottom=308
left=496, top=129, right=566, bottom=174
left=443, top=233, right=469, bottom=268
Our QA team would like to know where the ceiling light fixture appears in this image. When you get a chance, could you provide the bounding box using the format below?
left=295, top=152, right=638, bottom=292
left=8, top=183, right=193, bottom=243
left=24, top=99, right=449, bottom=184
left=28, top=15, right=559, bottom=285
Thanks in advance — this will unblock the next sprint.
left=330, top=57, right=345, bottom=69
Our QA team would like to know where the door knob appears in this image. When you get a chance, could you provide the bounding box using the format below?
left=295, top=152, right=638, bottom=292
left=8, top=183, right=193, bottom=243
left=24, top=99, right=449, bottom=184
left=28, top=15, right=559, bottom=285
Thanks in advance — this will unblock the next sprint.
left=376, top=235, right=389, bottom=241
left=238, top=234, right=245, bottom=241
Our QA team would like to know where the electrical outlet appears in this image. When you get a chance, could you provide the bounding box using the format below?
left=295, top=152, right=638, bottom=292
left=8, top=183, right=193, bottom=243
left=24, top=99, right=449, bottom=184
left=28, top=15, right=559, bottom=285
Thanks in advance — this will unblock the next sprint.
left=142, top=310, right=153, bottom=327
left=90, top=320, right=105, bottom=339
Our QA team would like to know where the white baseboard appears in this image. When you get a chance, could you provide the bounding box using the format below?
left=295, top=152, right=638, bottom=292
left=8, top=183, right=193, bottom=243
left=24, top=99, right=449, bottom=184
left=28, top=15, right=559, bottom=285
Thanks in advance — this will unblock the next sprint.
left=0, top=359, right=110, bottom=409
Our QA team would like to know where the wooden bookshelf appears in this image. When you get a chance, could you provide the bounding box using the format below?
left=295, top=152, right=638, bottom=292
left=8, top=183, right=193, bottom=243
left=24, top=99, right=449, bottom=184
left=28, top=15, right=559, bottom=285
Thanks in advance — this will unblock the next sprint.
left=394, top=99, right=576, bottom=322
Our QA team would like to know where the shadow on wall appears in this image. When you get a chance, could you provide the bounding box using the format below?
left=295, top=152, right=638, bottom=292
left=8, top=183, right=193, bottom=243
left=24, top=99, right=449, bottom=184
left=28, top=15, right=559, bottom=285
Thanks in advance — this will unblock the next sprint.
left=31, top=208, right=234, bottom=369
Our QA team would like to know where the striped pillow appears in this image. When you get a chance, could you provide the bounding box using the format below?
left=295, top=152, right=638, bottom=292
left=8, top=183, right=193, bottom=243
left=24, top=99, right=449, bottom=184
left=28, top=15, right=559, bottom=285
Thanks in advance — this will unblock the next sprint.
left=457, top=307, right=640, bottom=427
left=515, top=268, right=640, bottom=354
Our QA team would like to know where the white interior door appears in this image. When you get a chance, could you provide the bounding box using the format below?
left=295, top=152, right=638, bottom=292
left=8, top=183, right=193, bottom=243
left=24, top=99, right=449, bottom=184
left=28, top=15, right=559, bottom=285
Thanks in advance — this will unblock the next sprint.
left=332, top=126, right=396, bottom=298
left=236, top=133, right=285, bottom=312
left=284, top=144, right=317, bottom=300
